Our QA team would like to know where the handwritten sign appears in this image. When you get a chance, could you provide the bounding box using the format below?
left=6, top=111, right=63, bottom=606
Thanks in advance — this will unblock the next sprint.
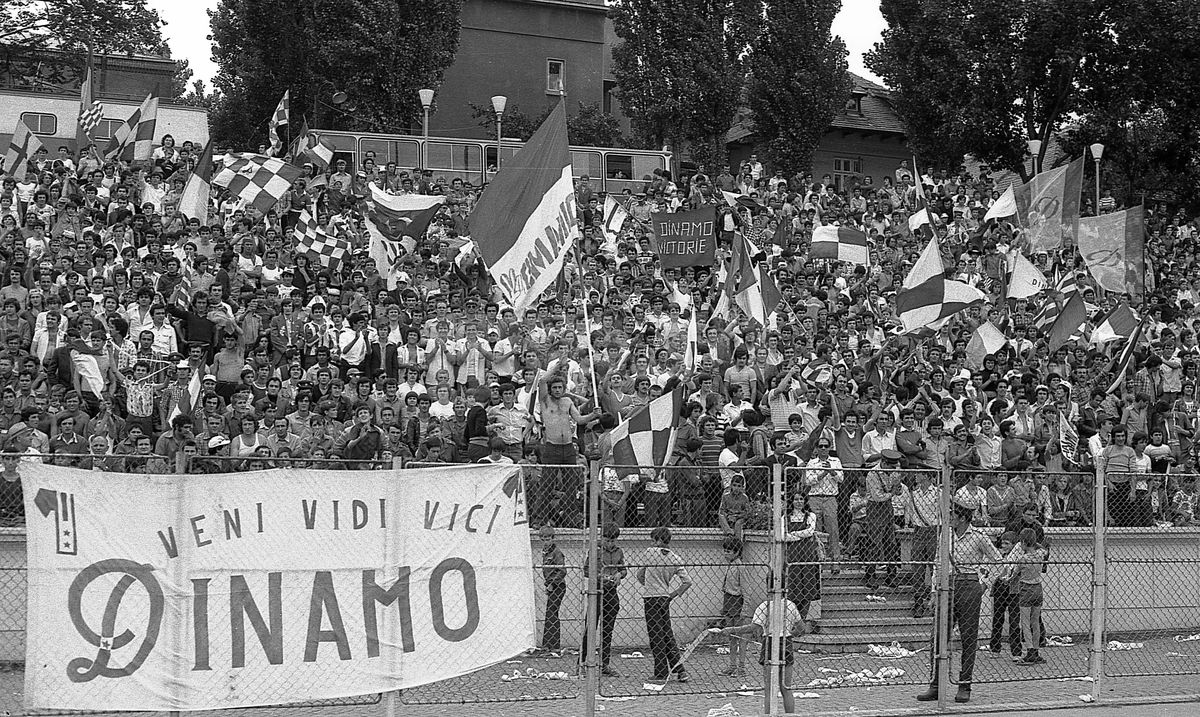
left=651, top=208, right=717, bottom=268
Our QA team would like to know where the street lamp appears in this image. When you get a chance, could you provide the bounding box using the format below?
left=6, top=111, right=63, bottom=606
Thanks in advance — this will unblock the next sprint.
left=1027, top=138, right=1043, bottom=175
left=491, top=95, right=507, bottom=172
left=419, top=88, right=434, bottom=170
left=1090, top=143, right=1105, bottom=215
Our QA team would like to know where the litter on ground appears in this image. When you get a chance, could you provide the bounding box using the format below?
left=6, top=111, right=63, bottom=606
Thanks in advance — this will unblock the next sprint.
left=705, top=703, right=740, bottom=717
left=500, top=668, right=570, bottom=682
left=1046, top=635, right=1075, bottom=647
left=867, top=642, right=921, bottom=658
left=864, top=595, right=888, bottom=603
left=806, top=666, right=905, bottom=687
left=1080, top=694, right=1095, bottom=703
left=1175, top=633, right=1200, bottom=643
left=1106, top=641, right=1144, bottom=651
left=1056, top=676, right=1094, bottom=682
left=620, top=652, right=645, bottom=659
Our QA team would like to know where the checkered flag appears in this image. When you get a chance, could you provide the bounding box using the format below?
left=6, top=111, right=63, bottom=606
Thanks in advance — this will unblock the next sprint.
left=295, top=210, right=350, bottom=267
left=268, top=90, right=289, bottom=157
left=78, top=67, right=104, bottom=138
left=212, top=153, right=303, bottom=214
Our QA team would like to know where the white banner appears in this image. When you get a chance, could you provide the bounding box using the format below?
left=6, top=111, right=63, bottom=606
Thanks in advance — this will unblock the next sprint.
left=21, top=464, right=533, bottom=712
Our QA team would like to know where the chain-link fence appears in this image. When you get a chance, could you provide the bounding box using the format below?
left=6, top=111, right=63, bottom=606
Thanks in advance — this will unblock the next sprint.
left=1103, top=471, right=1200, bottom=679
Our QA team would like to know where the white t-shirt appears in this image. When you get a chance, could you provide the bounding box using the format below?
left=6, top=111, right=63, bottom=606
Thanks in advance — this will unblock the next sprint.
left=751, top=598, right=803, bottom=637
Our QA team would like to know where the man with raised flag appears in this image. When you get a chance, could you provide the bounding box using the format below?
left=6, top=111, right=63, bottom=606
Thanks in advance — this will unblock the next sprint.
left=364, top=185, right=444, bottom=288
left=727, top=230, right=781, bottom=328
left=77, top=66, right=104, bottom=147
left=471, top=100, right=578, bottom=314
left=896, top=236, right=987, bottom=332
left=290, top=118, right=335, bottom=171
left=268, top=91, right=289, bottom=157
left=178, top=140, right=214, bottom=223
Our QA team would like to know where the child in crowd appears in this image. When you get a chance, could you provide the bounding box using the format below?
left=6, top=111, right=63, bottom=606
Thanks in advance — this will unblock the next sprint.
left=718, top=535, right=748, bottom=677
left=711, top=578, right=805, bottom=715
left=989, top=531, right=1021, bottom=658
left=719, top=474, right=750, bottom=540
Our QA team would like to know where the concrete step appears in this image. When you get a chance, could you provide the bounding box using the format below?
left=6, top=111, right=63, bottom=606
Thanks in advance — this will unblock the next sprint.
left=795, top=631, right=930, bottom=654
left=819, top=605, right=916, bottom=620
left=823, top=583, right=913, bottom=596
left=814, top=616, right=933, bottom=630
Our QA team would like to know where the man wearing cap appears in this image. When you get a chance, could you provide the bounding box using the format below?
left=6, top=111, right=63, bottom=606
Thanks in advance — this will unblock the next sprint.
left=916, top=502, right=1002, bottom=704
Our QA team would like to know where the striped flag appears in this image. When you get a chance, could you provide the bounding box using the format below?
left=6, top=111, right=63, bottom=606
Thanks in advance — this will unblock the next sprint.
left=811, top=225, right=870, bottom=265
left=966, top=321, right=1008, bottom=368
left=365, top=185, right=445, bottom=285
left=471, top=100, right=578, bottom=314
left=1105, top=317, right=1148, bottom=394
left=1046, top=292, right=1087, bottom=353
left=602, top=195, right=629, bottom=242
left=728, top=231, right=781, bottom=325
left=1005, top=250, right=1048, bottom=299
left=212, top=153, right=303, bottom=213
left=291, top=118, right=335, bottom=170
left=268, top=91, right=289, bottom=157
left=3, top=118, right=44, bottom=176
left=172, top=268, right=193, bottom=310
left=295, top=210, right=350, bottom=267
left=77, top=67, right=104, bottom=141
left=104, top=94, right=158, bottom=161
left=611, top=387, right=684, bottom=466
left=896, top=238, right=986, bottom=332
left=168, top=367, right=203, bottom=425
left=179, top=139, right=215, bottom=223
left=1092, top=302, right=1140, bottom=346
left=909, top=155, right=938, bottom=239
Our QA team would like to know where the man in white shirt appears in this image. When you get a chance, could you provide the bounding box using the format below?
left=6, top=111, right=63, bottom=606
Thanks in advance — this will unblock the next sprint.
left=338, top=313, right=375, bottom=376
left=862, top=412, right=898, bottom=466
left=804, top=436, right=844, bottom=571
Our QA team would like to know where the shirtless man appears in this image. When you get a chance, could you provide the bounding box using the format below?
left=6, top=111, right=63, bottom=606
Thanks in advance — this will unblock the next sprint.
left=539, top=364, right=600, bottom=510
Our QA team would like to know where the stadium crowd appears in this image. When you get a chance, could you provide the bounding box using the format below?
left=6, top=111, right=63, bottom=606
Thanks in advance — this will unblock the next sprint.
left=0, top=136, right=1198, bottom=545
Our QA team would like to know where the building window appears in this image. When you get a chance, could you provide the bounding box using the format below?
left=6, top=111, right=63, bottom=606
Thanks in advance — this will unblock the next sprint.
left=832, top=157, right=863, bottom=192
left=92, top=118, right=123, bottom=141
left=603, top=80, right=617, bottom=115
left=20, top=112, right=57, bottom=136
left=547, top=59, right=565, bottom=94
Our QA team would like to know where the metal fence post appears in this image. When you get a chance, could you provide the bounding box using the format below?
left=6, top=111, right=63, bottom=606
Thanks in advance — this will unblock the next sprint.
left=383, top=691, right=397, bottom=716
left=1089, top=466, right=1107, bottom=699
left=935, top=465, right=952, bottom=709
left=583, top=464, right=601, bottom=717
left=764, top=462, right=784, bottom=716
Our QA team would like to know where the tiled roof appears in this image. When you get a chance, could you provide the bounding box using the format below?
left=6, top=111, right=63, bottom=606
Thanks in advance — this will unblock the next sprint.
left=726, top=71, right=906, bottom=144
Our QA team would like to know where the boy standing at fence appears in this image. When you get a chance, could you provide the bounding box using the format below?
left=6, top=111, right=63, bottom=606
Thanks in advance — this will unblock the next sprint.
left=718, top=535, right=748, bottom=676
left=711, top=580, right=805, bottom=715
left=988, top=531, right=1021, bottom=658
left=539, top=524, right=567, bottom=653
left=719, top=474, right=750, bottom=540
left=637, top=526, right=693, bottom=683
left=583, top=523, right=626, bottom=676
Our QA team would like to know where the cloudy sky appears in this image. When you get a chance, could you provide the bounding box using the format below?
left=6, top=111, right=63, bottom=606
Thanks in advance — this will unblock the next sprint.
left=152, top=0, right=887, bottom=89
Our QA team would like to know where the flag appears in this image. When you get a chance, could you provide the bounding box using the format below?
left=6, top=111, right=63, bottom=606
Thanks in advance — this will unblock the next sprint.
left=168, top=367, right=203, bottom=425
left=268, top=91, right=289, bottom=157
left=1092, top=302, right=1140, bottom=346
left=470, top=100, right=578, bottom=314
left=77, top=66, right=104, bottom=143
left=291, top=118, right=335, bottom=170
left=811, top=225, right=869, bottom=265
left=211, top=153, right=303, bottom=214
left=295, top=210, right=351, bottom=267
left=1032, top=267, right=1079, bottom=331
left=683, top=310, right=699, bottom=371
left=721, top=191, right=760, bottom=211
left=4, top=119, right=44, bottom=177
left=896, top=238, right=986, bottom=332
left=1078, top=206, right=1145, bottom=298
left=172, top=269, right=193, bottom=310
left=1105, top=317, right=1148, bottom=394
left=966, top=321, right=1008, bottom=368
left=179, top=140, right=215, bottom=223
left=1005, top=251, right=1048, bottom=299
left=984, top=185, right=1017, bottom=221
left=365, top=185, right=444, bottom=285
left=908, top=208, right=931, bottom=233
left=728, top=231, right=781, bottom=325
left=104, top=94, right=158, bottom=162
left=610, top=388, right=685, bottom=467
left=1046, top=292, right=1087, bottom=353
left=909, top=155, right=937, bottom=239
left=602, top=195, right=629, bottom=242
left=772, top=218, right=791, bottom=246
left=1058, top=412, right=1079, bottom=464
left=1013, top=156, right=1084, bottom=252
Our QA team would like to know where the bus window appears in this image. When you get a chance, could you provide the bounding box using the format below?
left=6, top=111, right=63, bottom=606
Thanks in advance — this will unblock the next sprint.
left=323, top=134, right=357, bottom=170
left=426, top=141, right=483, bottom=184
left=484, top=145, right=520, bottom=173
left=605, top=154, right=632, bottom=180
left=571, top=150, right=602, bottom=179
left=359, top=138, right=420, bottom=169
left=632, top=154, right=667, bottom=180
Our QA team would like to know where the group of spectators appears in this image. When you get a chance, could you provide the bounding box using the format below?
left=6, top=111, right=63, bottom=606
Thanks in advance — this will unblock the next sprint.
left=0, top=132, right=1198, bottom=543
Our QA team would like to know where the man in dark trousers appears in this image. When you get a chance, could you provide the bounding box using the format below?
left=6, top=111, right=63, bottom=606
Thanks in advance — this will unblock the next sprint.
left=539, top=524, right=566, bottom=652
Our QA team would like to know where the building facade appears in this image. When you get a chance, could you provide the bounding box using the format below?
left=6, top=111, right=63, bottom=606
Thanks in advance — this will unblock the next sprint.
left=726, top=74, right=910, bottom=188
left=430, top=0, right=613, bottom=139
left=0, top=47, right=209, bottom=157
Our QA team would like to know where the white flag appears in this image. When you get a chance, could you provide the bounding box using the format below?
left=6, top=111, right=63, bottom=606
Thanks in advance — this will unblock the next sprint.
left=985, top=185, right=1018, bottom=221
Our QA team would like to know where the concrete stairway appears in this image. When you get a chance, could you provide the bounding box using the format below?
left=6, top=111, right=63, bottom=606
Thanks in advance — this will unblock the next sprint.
left=797, top=567, right=932, bottom=654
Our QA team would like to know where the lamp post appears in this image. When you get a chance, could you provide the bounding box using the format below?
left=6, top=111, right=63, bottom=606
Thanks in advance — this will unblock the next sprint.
left=1090, top=143, right=1105, bottom=215
left=491, top=95, right=507, bottom=172
left=1027, top=138, right=1043, bottom=176
left=418, top=88, right=434, bottom=170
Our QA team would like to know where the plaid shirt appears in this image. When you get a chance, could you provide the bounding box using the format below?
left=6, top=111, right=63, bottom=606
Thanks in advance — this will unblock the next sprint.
left=1126, top=368, right=1160, bottom=402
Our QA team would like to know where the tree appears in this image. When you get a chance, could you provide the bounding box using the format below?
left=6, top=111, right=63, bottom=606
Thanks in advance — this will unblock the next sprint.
left=866, top=0, right=1200, bottom=191
left=468, top=101, right=548, bottom=143
left=745, top=0, right=850, bottom=177
left=566, top=102, right=627, bottom=148
left=610, top=0, right=758, bottom=173
left=208, top=0, right=463, bottom=148
left=0, top=0, right=170, bottom=89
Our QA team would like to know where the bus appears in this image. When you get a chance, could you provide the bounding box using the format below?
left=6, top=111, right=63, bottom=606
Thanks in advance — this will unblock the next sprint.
left=312, top=128, right=670, bottom=194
